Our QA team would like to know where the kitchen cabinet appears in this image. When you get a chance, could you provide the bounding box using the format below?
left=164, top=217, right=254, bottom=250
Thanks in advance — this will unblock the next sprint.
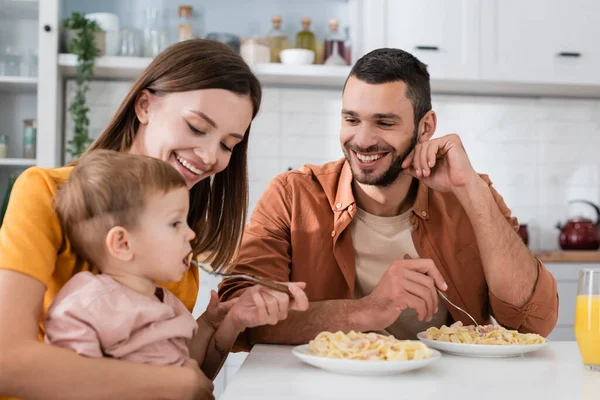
left=385, top=0, right=479, bottom=80
left=0, top=0, right=40, bottom=198
left=481, top=0, right=600, bottom=85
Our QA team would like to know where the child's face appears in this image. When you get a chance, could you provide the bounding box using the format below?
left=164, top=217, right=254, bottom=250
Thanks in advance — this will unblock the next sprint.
left=129, top=187, right=195, bottom=282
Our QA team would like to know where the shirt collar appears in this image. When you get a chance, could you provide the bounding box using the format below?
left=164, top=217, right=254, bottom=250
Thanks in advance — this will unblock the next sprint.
left=332, top=160, right=430, bottom=219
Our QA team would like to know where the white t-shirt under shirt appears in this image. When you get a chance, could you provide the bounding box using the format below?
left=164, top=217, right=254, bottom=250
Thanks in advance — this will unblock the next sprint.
left=350, top=207, right=449, bottom=339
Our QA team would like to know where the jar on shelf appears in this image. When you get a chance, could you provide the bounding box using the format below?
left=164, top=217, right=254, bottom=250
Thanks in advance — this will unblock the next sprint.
left=23, top=119, right=36, bottom=159
left=178, top=5, right=194, bottom=41
left=267, top=15, right=288, bottom=63
left=0, top=135, right=7, bottom=159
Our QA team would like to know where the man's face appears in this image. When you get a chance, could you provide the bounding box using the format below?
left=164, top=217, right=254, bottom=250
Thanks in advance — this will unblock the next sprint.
left=340, top=77, right=418, bottom=187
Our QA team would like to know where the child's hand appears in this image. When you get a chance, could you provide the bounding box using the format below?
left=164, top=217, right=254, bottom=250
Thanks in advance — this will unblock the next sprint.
left=225, top=282, right=309, bottom=333
left=201, top=290, right=239, bottom=330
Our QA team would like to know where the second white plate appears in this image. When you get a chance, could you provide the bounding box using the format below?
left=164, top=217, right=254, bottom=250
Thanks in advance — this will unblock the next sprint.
left=291, top=344, right=441, bottom=376
left=416, top=332, right=549, bottom=358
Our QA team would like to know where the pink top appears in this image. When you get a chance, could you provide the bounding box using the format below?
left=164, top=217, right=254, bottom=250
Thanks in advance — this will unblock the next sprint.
left=44, top=271, right=198, bottom=366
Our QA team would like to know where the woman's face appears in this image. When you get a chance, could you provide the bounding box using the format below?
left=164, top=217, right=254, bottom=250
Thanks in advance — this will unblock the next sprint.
left=131, top=89, right=254, bottom=189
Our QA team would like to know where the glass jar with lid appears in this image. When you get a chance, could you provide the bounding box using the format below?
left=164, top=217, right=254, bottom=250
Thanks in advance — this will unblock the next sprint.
left=0, top=135, right=7, bottom=159
left=23, top=119, right=36, bottom=159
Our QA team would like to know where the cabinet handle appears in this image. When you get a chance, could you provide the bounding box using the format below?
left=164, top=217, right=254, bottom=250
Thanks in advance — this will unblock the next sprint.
left=43, top=25, right=52, bottom=32
left=415, top=46, right=439, bottom=51
left=557, top=52, right=581, bottom=58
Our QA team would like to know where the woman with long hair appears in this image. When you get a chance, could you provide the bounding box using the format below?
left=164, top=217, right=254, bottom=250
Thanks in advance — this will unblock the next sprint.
left=0, top=39, right=308, bottom=400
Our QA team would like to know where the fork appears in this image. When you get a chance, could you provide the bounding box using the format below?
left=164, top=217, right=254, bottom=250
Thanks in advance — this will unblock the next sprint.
left=437, top=289, right=479, bottom=327
left=189, top=260, right=293, bottom=296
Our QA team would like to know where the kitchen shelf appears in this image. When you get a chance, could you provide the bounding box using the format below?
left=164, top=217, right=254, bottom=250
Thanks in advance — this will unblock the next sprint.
left=0, top=158, right=36, bottom=167
left=0, top=76, right=38, bottom=93
left=58, top=54, right=600, bottom=96
left=0, top=0, right=39, bottom=20
left=533, top=251, right=600, bottom=263
left=58, top=54, right=352, bottom=87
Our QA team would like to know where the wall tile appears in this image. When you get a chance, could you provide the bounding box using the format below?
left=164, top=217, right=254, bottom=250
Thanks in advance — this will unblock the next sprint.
left=251, top=111, right=280, bottom=136
left=281, top=88, right=342, bottom=113
left=280, top=112, right=341, bottom=136
left=248, top=157, right=280, bottom=182
left=248, top=132, right=280, bottom=158
left=281, top=135, right=343, bottom=159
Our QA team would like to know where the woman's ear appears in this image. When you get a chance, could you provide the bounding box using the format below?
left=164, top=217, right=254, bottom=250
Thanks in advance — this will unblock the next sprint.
left=417, top=110, right=437, bottom=143
left=105, top=226, right=133, bottom=262
left=134, top=89, right=153, bottom=125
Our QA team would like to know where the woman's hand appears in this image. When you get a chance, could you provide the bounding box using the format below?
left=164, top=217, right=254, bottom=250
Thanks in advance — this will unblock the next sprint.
left=224, top=283, right=309, bottom=333
left=201, top=290, right=239, bottom=330
left=180, top=359, right=215, bottom=400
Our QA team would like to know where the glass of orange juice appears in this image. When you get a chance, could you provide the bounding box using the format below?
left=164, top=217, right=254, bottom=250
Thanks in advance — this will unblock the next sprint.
left=575, top=268, right=600, bottom=371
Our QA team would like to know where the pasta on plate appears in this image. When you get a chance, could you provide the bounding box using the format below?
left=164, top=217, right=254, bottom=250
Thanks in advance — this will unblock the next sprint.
left=424, top=322, right=545, bottom=345
left=308, top=331, right=432, bottom=361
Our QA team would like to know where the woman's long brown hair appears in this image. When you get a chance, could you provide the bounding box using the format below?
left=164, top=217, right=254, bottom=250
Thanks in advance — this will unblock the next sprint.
left=85, top=39, right=262, bottom=270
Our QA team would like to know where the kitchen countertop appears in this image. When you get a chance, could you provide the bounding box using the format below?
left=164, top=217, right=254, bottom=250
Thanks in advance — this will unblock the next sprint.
left=533, top=251, right=600, bottom=263
left=220, top=343, right=599, bottom=400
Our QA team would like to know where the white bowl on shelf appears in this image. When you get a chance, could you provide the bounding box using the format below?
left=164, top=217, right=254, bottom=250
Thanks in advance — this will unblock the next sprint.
left=280, top=49, right=315, bottom=65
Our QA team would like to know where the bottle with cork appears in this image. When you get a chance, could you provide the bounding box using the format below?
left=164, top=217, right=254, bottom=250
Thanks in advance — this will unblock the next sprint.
left=267, top=15, right=287, bottom=63
left=323, top=18, right=347, bottom=65
left=178, top=5, right=194, bottom=41
left=295, top=17, right=317, bottom=63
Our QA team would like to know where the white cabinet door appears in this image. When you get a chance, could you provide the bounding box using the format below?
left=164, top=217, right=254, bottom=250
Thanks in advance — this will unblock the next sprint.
left=385, top=0, right=479, bottom=79
left=481, top=0, right=600, bottom=85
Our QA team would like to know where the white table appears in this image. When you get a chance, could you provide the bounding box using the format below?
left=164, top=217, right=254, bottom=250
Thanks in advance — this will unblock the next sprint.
left=221, top=342, right=600, bottom=400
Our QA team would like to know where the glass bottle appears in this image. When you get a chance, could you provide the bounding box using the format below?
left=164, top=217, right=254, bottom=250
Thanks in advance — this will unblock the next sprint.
left=178, top=5, right=194, bottom=42
left=22, top=119, right=36, bottom=159
left=323, top=19, right=347, bottom=66
left=267, top=15, right=288, bottom=63
left=343, top=26, right=352, bottom=65
left=0, top=135, right=7, bottom=159
left=295, top=17, right=317, bottom=62
left=143, top=8, right=168, bottom=57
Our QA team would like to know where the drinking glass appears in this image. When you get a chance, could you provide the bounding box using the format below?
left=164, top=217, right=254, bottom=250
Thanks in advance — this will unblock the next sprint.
left=574, top=268, right=600, bottom=371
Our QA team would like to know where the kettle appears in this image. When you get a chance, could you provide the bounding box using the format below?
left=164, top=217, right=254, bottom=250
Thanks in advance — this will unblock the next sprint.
left=556, top=200, right=600, bottom=250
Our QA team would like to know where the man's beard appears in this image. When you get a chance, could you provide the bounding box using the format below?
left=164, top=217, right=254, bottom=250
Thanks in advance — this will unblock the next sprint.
left=344, top=130, right=418, bottom=187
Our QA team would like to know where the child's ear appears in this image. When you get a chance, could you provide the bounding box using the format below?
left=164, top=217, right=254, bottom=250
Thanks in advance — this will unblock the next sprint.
left=105, top=226, right=133, bottom=261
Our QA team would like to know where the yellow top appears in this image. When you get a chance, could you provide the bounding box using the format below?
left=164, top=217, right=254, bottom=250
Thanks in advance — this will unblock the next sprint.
left=0, top=166, right=200, bottom=343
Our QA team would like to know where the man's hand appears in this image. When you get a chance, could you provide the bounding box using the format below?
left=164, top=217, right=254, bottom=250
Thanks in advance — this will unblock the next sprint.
left=224, top=283, right=309, bottom=333
left=362, top=257, right=447, bottom=330
left=401, top=134, right=479, bottom=193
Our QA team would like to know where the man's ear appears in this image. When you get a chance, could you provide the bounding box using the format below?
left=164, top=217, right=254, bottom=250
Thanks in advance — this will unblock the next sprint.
left=417, top=110, right=437, bottom=143
left=105, top=226, right=133, bottom=262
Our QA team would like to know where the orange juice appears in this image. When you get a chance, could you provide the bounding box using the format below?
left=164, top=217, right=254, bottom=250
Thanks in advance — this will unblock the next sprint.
left=575, top=295, right=600, bottom=366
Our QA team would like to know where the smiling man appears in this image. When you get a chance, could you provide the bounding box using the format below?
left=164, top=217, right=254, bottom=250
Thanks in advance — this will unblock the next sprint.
left=219, top=48, right=559, bottom=348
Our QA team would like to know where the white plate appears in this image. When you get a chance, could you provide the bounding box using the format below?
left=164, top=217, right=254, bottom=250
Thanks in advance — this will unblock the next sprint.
left=416, top=332, right=549, bottom=358
left=291, top=344, right=441, bottom=376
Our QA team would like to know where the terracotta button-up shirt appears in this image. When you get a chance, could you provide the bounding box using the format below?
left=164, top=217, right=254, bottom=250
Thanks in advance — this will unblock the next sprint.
left=219, top=159, right=559, bottom=348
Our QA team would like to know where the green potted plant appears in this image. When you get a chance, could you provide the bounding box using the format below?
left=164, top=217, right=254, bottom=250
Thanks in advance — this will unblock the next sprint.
left=63, top=12, right=101, bottom=159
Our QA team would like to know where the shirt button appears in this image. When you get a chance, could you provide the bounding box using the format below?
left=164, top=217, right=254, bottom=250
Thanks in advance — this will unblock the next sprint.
left=336, top=203, right=342, bottom=209
left=331, top=230, right=336, bottom=237
left=348, top=205, right=354, bottom=211
left=421, top=211, right=427, bottom=217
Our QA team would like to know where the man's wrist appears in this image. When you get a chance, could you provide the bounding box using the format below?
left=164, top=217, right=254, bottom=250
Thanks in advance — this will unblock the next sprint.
left=351, top=296, right=378, bottom=331
left=452, top=173, right=487, bottom=206
left=220, top=313, right=244, bottom=337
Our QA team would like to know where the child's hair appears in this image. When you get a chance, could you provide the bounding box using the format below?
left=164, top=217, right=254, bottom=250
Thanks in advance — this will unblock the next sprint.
left=54, top=150, right=187, bottom=267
